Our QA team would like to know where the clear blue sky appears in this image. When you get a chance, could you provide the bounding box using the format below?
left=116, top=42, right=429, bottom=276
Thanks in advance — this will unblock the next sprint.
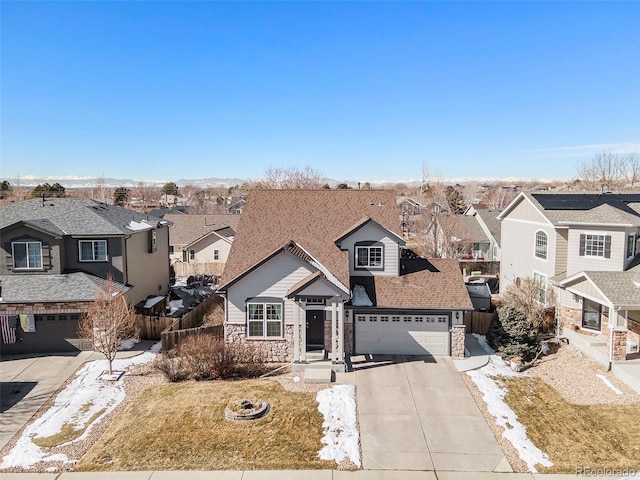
left=2, top=1, right=639, bottom=185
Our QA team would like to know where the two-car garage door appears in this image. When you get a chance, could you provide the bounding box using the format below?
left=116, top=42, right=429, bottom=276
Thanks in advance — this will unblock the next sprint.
left=354, top=313, right=450, bottom=356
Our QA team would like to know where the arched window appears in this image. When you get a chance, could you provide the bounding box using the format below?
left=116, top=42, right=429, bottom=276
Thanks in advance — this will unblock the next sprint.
left=535, top=231, right=548, bottom=260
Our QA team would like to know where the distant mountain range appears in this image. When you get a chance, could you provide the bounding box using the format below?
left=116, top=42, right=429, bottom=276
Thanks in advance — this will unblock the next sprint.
left=0, top=175, right=556, bottom=189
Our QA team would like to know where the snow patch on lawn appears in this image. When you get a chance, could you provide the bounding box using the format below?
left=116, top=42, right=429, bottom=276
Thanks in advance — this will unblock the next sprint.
left=466, top=354, right=553, bottom=473
left=0, top=343, right=160, bottom=470
left=316, top=384, right=360, bottom=467
left=596, top=374, right=623, bottom=395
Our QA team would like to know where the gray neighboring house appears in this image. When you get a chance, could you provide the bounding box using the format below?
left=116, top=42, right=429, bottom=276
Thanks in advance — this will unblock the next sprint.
left=462, top=204, right=501, bottom=261
left=499, top=192, right=640, bottom=365
left=0, top=197, right=172, bottom=354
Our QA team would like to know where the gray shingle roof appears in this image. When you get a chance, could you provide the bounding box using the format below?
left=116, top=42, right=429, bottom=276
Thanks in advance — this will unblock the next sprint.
left=0, top=197, right=169, bottom=236
left=581, top=271, right=640, bottom=307
left=0, top=272, right=129, bottom=303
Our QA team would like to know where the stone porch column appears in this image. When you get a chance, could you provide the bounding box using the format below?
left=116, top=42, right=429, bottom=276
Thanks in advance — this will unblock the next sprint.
left=612, top=327, right=627, bottom=362
left=451, top=324, right=466, bottom=359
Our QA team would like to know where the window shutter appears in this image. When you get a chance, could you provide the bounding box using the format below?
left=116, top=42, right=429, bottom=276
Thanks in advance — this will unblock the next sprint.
left=579, top=234, right=586, bottom=256
left=4, top=242, right=12, bottom=269
left=42, top=243, right=52, bottom=269
left=604, top=235, right=611, bottom=258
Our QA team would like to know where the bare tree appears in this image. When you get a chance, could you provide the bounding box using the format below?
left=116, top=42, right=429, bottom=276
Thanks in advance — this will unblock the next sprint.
left=415, top=210, right=473, bottom=259
left=483, top=185, right=516, bottom=211
left=248, top=165, right=325, bottom=189
left=620, top=152, right=640, bottom=187
left=90, top=177, right=112, bottom=203
left=78, top=275, right=137, bottom=375
left=500, top=276, right=556, bottom=331
left=131, top=182, right=160, bottom=213
left=577, top=151, right=624, bottom=190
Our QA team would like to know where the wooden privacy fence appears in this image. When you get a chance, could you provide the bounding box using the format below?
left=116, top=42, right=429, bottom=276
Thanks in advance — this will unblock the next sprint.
left=464, top=311, right=494, bottom=335
left=161, top=324, right=224, bottom=351
left=135, top=315, right=175, bottom=340
left=173, top=261, right=225, bottom=278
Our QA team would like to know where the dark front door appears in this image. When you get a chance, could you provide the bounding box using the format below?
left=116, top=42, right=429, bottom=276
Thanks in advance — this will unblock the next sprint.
left=306, top=310, right=324, bottom=350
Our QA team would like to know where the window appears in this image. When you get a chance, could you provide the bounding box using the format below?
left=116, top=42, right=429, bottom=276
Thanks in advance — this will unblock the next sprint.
left=355, top=245, right=383, bottom=269
left=79, top=240, right=107, bottom=262
left=392, top=316, right=400, bottom=322
left=403, top=316, right=412, bottom=322
left=627, top=234, right=636, bottom=258
left=357, top=315, right=366, bottom=322
left=579, top=234, right=610, bottom=258
left=247, top=302, right=283, bottom=337
left=214, top=249, right=220, bottom=261
left=12, top=241, right=42, bottom=269
left=582, top=298, right=602, bottom=331
left=189, top=249, right=196, bottom=261
left=169, top=245, right=174, bottom=255
left=534, top=231, right=547, bottom=260
left=533, top=272, right=547, bottom=303
left=380, top=316, right=389, bottom=322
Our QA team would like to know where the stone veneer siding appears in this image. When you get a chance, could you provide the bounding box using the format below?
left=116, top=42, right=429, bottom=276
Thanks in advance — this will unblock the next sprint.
left=323, top=321, right=353, bottom=356
left=612, top=329, right=627, bottom=361
left=451, top=324, right=466, bottom=359
left=225, top=324, right=294, bottom=363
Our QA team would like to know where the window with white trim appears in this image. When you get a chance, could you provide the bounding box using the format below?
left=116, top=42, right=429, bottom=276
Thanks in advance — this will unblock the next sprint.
left=579, top=234, right=610, bottom=258
left=627, top=234, right=636, bottom=258
left=79, top=240, right=107, bottom=262
left=533, top=272, right=547, bottom=303
left=355, top=245, right=383, bottom=268
left=534, top=231, right=547, bottom=260
left=214, top=249, right=220, bottom=261
left=12, top=241, right=42, bottom=269
left=247, top=302, right=283, bottom=337
left=189, top=249, right=196, bottom=261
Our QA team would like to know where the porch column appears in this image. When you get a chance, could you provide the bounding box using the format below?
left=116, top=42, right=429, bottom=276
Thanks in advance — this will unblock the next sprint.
left=337, top=300, right=344, bottom=364
left=301, top=303, right=307, bottom=363
left=331, top=300, right=337, bottom=363
left=293, top=300, right=300, bottom=363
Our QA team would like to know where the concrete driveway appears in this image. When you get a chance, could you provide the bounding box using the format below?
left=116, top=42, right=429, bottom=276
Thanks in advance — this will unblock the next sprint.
left=348, top=355, right=510, bottom=472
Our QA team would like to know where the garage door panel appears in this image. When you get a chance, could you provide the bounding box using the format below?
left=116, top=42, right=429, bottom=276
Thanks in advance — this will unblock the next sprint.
left=355, top=314, right=450, bottom=356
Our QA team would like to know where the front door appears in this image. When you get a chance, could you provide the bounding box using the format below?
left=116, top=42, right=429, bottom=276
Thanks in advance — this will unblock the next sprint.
left=306, top=310, right=324, bottom=350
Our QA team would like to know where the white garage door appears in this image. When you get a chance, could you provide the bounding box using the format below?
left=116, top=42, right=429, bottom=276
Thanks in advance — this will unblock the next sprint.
left=355, top=314, right=450, bottom=356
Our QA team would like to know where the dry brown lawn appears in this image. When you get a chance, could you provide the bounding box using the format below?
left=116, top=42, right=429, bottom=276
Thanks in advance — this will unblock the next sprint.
left=76, top=379, right=334, bottom=471
left=503, top=375, right=640, bottom=472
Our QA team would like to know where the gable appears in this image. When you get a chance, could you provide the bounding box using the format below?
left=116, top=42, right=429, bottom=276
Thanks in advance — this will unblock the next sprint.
left=500, top=194, right=551, bottom=225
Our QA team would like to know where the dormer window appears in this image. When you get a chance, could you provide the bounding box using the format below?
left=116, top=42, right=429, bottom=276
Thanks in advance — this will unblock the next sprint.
left=12, top=241, right=42, bottom=269
left=355, top=242, right=383, bottom=269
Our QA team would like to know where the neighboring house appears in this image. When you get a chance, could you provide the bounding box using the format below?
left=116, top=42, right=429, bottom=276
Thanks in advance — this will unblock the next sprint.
left=462, top=204, right=502, bottom=261
left=499, top=192, right=640, bottom=364
left=227, top=196, right=246, bottom=215
left=0, top=197, right=172, bottom=354
left=164, top=214, right=240, bottom=275
left=217, top=190, right=473, bottom=372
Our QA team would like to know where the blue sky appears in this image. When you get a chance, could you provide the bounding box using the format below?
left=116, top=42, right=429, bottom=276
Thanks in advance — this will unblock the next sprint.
left=1, top=1, right=639, bottom=185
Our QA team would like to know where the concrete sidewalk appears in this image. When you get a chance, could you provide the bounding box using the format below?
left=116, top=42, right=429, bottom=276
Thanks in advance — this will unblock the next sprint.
left=0, top=470, right=606, bottom=479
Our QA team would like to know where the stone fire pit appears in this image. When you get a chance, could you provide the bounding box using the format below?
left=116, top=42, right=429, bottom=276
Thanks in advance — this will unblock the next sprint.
left=225, top=399, right=270, bottom=421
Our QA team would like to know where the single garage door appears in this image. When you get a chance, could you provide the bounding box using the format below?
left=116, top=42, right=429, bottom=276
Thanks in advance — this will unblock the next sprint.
left=355, top=313, right=450, bottom=356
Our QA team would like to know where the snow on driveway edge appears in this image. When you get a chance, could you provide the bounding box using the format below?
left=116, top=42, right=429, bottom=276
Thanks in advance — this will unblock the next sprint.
left=316, top=384, right=360, bottom=467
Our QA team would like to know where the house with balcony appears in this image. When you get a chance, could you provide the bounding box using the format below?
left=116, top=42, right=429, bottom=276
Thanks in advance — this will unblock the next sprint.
left=0, top=197, right=172, bottom=354
left=499, top=192, right=640, bottom=366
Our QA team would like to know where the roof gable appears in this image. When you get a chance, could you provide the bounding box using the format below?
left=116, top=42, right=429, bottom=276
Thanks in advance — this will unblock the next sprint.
left=221, top=190, right=401, bottom=287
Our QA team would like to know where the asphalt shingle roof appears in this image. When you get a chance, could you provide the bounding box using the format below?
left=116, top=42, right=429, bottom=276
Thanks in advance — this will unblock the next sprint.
left=0, top=197, right=168, bottom=236
left=164, top=214, right=240, bottom=245
left=0, top=272, right=129, bottom=303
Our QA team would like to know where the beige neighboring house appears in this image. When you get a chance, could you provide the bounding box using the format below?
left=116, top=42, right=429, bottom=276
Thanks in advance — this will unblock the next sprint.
left=165, top=214, right=240, bottom=276
left=499, top=192, right=640, bottom=368
left=218, top=190, right=473, bottom=372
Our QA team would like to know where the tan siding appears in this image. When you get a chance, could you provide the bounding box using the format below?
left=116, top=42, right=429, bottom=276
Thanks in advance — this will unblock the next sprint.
left=226, top=252, right=314, bottom=326
left=566, top=278, right=606, bottom=304
left=555, top=229, right=568, bottom=274
left=500, top=218, right=556, bottom=293
left=124, top=227, right=171, bottom=306
left=566, top=228, right=626, bottom=275
left=188, top=236, right=232, bottom=264
left=507, top=197, right=550, bottom=223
